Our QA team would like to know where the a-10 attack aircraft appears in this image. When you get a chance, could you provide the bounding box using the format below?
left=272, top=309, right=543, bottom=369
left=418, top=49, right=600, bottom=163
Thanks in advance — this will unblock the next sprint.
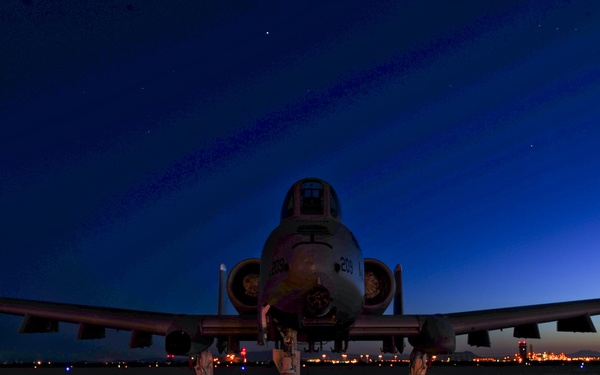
left=2, top=177, right=600, bottom=375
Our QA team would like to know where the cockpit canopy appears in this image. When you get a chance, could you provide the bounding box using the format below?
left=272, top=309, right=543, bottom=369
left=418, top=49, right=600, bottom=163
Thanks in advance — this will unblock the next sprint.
left=280, top=178, right=342, bottom=222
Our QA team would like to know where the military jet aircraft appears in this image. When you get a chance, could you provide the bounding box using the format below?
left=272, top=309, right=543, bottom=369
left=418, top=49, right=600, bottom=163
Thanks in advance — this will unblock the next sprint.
left=2, top=178, right=600, bottom=375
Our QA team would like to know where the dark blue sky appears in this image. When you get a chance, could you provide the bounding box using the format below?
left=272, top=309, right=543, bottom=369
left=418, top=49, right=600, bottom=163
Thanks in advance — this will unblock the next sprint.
left=2, top=0, right=600, bottom=360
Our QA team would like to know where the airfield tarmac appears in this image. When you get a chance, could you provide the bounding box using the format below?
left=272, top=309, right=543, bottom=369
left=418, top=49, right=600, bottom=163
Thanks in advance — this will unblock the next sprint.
left=4, top=365, right=600, bottom=375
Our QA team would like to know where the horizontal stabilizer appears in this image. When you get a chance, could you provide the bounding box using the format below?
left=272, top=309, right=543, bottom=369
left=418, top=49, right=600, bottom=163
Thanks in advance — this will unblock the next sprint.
left=77, top=323, right=105, bottom=340
left=513, top=323, right=540, bottom=339
left=18, top=315, right=58, bottom=333
left=557, top=315, right=596, bottom=333
left=467, top=330, right=490, bottom=347
left=129, top=330, right=153, bottom=348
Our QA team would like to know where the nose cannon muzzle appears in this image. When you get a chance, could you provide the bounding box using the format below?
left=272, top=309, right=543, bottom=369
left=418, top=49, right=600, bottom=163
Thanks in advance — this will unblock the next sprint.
left=305, top=285, right=332, bottom=317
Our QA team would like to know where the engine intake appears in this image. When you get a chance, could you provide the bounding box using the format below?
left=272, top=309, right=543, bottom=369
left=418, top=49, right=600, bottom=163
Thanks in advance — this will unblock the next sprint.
left=362, top=258, right=395, bottom=315
left=227, top=258, right=260, bottom=315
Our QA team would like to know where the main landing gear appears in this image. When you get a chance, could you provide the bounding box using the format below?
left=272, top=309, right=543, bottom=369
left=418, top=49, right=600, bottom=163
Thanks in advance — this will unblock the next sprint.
left=190, top=337, right=429, bottom=375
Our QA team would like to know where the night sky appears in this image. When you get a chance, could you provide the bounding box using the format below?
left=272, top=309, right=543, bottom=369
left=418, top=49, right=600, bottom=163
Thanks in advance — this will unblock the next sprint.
left=2, top=0, right=600, bottom=361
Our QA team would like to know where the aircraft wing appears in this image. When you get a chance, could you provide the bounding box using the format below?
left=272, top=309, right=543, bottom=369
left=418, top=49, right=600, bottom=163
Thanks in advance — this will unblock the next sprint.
left=350, top=298, right=600, bottom=350
left=3, top=297, right=600, bottom=354
left=446, top=298, right=600, bottom=338
left=0, top=297, right=257, bottom=349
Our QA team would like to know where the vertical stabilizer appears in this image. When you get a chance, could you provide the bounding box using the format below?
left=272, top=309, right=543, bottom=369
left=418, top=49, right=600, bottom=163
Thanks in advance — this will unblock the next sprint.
left=218, top=264, right=227, bottom=315
left=394, top=264, right=405, bottom=353
left=216, top=264, right=228, bottom=354
left=381, top=264, right=405, bottom=353
left=394, top=264, right=403, bottom=315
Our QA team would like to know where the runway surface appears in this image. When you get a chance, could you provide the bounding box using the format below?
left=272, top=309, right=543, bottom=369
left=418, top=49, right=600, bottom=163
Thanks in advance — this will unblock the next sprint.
left=5, top=365, right=600, bottom=375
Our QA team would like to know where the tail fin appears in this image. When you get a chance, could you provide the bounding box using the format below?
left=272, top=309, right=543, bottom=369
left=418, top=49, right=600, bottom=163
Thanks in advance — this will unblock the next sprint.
left=217, top=264, right=228, bottom=354
left=381, top=264, right=405, bottom=354
left=394, top=264, right=405, bottom=353
left=393, top=264, right=403, bottom=315
left=218, top=264, right=227, bottom=315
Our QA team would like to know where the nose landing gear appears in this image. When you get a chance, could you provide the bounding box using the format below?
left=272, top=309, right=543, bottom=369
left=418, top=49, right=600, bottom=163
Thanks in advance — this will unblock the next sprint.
left=273, top=328, right=300, bottom=375
left=192, top=351, right=214, bottom=375
left=409, top=349, right=431, bottom=375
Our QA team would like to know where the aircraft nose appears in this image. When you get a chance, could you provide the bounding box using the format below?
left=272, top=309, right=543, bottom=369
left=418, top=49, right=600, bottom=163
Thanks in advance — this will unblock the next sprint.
left=305, top=285, right=331, bottom=317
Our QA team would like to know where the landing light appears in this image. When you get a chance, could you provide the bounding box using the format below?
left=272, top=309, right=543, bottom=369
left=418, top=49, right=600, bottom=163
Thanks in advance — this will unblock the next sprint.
left=284, top=335, right=294, bottom=346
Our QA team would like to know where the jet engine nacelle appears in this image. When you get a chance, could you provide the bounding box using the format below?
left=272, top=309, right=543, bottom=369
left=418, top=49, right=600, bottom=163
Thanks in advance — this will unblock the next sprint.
left=227, top=258, right=260, bottom=315
left=165, top=320, right=213, bottom=356
left=408, top=315, right=456, bottom=355
left=362, top=258, right=395, bottom=315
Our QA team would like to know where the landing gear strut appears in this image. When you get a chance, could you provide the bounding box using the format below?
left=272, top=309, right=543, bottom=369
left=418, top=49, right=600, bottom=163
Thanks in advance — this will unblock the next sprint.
left=273, top=328, right=300, bottom=375
left=409, top=349, right=429, bottom=375
left=193, top=351, right=213, bottom=375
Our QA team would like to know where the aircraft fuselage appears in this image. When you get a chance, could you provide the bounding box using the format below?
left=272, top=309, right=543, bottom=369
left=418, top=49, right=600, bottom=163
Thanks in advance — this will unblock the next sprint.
left=256, top=179, right=365, bottom=345
left=260, top=219, right=364, bottom=333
